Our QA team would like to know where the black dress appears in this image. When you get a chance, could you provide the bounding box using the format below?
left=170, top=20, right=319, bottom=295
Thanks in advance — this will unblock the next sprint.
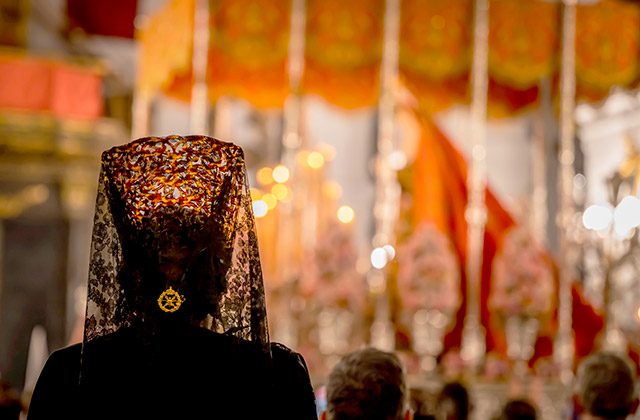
left=27, top=327, right=317, bottom=420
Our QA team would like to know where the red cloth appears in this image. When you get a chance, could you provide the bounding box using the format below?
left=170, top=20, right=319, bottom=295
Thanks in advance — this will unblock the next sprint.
left=66, top=0, right=137, bottom=39
left=410, top=109, right=604, bottom=363
left=0, top=54, right=103, bottom=119
left=0, top=56, right=51, bottom=112
left=50, top=62, right=103, bottom=119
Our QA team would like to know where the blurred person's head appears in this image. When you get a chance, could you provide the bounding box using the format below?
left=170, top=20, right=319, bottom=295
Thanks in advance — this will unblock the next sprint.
left=499, top=398, right=537, bottom=420
left=321, top=347, right=412, bottom=420
left=409, top=387, right=434, bottom=420
left=574, top=352, right=639, bottom=420
left=435, top=381, right=471, bottom=420
left=0, top=380, right=23, bottom=420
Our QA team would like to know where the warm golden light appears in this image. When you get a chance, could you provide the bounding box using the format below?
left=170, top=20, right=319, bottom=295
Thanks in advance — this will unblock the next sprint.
left=257, top=167, right=273, bottom=185
left=272, top=165, right=290, bottom=183
left=250, top=187, right=262, bottom=201
left=271, top=184, right=289, bottom=201
left=323, top=181, right=343, bottom=200
left=25, top=184, right=50, bottom=204
left=307, top=151, right=325, bottom=169
left=337, top=205, right=355, bottom=224
left=296, top=151, right=309, bottom=167
left=262, top=193, right=278, bottom=210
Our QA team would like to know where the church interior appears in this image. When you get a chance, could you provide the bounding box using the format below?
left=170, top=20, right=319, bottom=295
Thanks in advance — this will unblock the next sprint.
left=2, top=0, right=640, bottom=418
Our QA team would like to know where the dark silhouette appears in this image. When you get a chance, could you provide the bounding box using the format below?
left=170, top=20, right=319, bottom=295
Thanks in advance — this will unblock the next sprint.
left=435, top=381, right=471, bottom=420
left=0, top=380, right=23, bottom=420
left=499, top=398, right=537, bottom=420
left=27, top=136, right=316, bottom=420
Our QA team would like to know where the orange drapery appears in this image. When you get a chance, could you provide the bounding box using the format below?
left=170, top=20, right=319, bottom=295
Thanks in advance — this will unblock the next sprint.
left=138, top=0, right=640, bottom=113
left=576, top=0, right=640, bottom=99
left=488, top=0, right=558, bottom=89
left=302, top=0, right=384, bottom=109
left=208, top=0, right=290, bottom=108
left=399, top=0, right=471, bottom=81
left=136, top=0, right=194, bottom=96
left=141, top=0, right=291, bottom=109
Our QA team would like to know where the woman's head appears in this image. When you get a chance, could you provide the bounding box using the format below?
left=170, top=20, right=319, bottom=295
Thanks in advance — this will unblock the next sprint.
left=84, top=136, right=268, bottom=348
left=115, top=206, right=232, bottom=326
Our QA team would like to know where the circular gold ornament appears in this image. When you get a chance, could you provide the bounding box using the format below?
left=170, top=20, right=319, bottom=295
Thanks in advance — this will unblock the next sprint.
left=157, top=286, right=185, bottom=313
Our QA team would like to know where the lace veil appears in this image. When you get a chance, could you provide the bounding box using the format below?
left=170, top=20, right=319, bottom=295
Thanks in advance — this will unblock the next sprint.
left=82, top=135, right=269, bottom=377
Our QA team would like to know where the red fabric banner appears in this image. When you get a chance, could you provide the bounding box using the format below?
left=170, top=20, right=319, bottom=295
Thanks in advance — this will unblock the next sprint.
left=0, top=53, right=103, bottom=119
left=66, top=0, right=138, bottom=39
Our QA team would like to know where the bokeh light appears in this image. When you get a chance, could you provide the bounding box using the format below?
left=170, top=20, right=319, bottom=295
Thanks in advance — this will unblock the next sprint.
left=271, top=184, right=289, bottom=201
left=337, top=205, right=355, bottom=224
left=307, top=151, right=325, bottom=169
left=387, top=151, right=407, bottom=171
left=262, top=193, right=278, bottom=210
left=272, top=165, right=290, bottom=183
left=613, top=195, right=640, bottom=233
left=383, top=244, right=396, bottom=260
left=370, top=247, right=388, bottom=269
left=252, top=200, right=268, bottom=218
left=582, top=204, right=613, bottom=231
left=250, top=187, right=262, bottom=200
left=256, top=167, right=273, bottom=185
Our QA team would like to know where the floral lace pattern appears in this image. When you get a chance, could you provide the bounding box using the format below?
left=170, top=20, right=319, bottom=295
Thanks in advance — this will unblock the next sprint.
left=84, top=135, right=269, bottom=349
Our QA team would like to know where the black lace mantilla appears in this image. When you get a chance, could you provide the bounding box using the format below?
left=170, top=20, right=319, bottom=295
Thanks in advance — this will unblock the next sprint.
left=83, top=135, right=269, bottom=352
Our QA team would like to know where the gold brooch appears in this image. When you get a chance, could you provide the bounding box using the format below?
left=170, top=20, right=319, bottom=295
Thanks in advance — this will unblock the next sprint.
left=157, top=286, right=185, bottom=313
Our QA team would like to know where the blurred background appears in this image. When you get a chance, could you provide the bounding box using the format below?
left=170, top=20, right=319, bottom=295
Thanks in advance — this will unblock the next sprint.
left=2, top=0, right=640, bottom=417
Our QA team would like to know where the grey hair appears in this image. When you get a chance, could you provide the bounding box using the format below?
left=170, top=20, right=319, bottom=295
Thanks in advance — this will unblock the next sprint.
left=326, top=347, right=407, bottom=420
left=575, top=352, right=637, bottom=419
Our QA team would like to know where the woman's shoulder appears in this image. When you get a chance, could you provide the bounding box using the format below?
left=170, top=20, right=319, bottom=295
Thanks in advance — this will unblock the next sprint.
left=50, top=342, right=82, bottom=355
left=269, top=342, right=318, bottom=420
left=27, top=344, right=83, bottom=420
left=43, top=343, right=82, bottom=370
left=34, top=343, right=82, bottom=390
left=269, top=341, right=312, bottom=377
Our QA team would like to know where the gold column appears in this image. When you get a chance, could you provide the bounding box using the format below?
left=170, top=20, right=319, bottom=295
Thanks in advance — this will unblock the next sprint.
left=271, top=0, right=307, bottom=348
left=369, top=0, right=401, bottom=351
left=461, top=0, right=490, bottom=371
left=279, top=0, right=306, bottom=274
left=190, top=0, right=210, bottom=135
left=282, top=0, right=306, bottom=170
left=555, top=0, right=577, bottom=385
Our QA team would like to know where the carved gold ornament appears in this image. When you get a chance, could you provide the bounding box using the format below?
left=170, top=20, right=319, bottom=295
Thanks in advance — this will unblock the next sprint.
left=157, top=286, right=185, bottom=313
